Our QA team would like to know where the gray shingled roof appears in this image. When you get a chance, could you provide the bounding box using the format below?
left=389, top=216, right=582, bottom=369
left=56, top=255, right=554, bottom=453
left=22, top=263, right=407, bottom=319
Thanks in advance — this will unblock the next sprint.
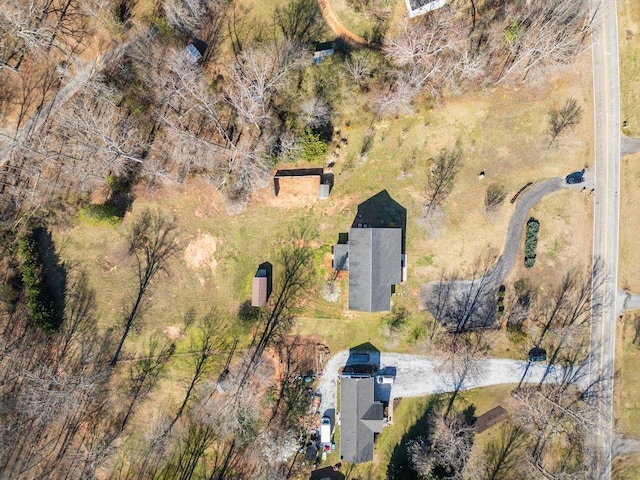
left=347, top=228, right=402, bottom=312
left=340, top=376, right=384, bottom=464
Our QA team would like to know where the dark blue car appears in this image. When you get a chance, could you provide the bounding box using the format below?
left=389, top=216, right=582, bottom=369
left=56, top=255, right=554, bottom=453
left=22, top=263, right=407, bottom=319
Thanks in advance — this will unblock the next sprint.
left=565, top=169, right=586, bottom=184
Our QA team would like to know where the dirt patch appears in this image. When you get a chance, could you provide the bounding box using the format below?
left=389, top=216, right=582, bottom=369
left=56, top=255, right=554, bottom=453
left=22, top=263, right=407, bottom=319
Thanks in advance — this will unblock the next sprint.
left=183, top=233, right=218, bottom=273
left=163, top=325, right=183, bottom=339
left=257, top=175, right=323, bottom=209
left=317, top=0, right=369, bottom=47
left=89, top=184, right=111, bottom=204
left=274, top=334, right=331, bottom=379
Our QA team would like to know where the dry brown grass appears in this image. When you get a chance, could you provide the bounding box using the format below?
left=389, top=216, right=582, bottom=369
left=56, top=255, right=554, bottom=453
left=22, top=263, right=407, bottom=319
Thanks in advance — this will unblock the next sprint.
left=50, top=59, right=595, bottom=360
left=619, top=152, right=640, bottom=293
left=619, top=0, right=640, bottom=136
left=614, top=311, right=640, bottom=480
left=618, top=0, right=640, bottom=292
left=405, top=58, right=594, bottom=288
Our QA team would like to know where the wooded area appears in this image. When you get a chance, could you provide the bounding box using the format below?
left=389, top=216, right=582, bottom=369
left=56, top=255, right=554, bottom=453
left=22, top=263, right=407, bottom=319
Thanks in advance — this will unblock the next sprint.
left=0, top=0, right=593, bottom=216
left=0, top=0, right=597, bottom=477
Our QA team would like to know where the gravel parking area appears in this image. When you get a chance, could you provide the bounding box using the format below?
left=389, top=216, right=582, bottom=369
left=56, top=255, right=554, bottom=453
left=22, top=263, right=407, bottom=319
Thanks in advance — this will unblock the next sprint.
left=317, top=351, right=579, bottom=417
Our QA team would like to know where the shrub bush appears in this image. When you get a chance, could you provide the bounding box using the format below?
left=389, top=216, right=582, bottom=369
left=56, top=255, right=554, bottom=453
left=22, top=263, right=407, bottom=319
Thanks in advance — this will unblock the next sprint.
left=524, top=217, right=540, bottom=268
left=506, top=323, right=526, bottom=344
left=300, top=128, right=327, bottom=163
left=78, top=202, right=123, bottom=226
left=18, top=233, right=58, bottom=333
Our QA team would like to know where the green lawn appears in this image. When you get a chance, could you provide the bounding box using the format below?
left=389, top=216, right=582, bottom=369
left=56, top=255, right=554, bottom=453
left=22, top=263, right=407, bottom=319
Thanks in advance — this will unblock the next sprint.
left=322, top=384, right=520, bottom=479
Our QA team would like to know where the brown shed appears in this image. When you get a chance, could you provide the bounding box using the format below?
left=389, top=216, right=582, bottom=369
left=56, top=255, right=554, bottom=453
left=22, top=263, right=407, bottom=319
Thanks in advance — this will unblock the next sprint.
left=251, top=269, right=268, bottom=307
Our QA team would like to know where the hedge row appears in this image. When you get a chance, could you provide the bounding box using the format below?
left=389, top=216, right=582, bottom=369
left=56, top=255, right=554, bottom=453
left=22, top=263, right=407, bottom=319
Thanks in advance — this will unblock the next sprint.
left=524, top=218, right=540, bottom=268
left=18, top=232, right=58, bottom=333
left=496, top=284, right=506, bottom=316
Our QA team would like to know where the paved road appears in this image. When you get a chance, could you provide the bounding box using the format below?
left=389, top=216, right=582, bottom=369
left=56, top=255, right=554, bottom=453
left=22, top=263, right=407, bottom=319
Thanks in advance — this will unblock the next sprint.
left=588, top=0, right=621, bottom=477
left=317, top=350, right=575, bottom=419
left=620, top=291, right=640, bottom=312
left=621, top=135, right=640, bottom=156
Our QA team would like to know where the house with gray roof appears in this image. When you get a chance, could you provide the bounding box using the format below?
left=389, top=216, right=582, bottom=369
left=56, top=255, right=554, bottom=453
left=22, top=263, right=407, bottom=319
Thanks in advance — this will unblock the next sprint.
left=332, top=191, right=406, bottom=312
left=332, top=227, right=403, bottom=312
left=340, top=376, right=384, bottom=463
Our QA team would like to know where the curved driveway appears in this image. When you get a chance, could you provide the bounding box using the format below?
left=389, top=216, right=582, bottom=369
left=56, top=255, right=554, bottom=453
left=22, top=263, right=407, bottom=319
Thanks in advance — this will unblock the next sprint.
left=421, top=177, right=567, bottom=329
left=485, top=177, right=564, bottom=285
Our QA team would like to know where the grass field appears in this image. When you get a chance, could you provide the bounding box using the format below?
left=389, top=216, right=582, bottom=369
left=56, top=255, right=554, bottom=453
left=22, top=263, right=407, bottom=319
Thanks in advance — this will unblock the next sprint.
left=48, top=54, right=595, bottom=359
left=327, top=384, right=520, bottom=479
left=619, top=0, right=640, bottom=137
left=616, top=313, right=640, bottom=437
left=614, top=311, right=640, bottom=479
left=618, top=0, right=640, bottom=294
left=618, top=152, right=640, bottom=293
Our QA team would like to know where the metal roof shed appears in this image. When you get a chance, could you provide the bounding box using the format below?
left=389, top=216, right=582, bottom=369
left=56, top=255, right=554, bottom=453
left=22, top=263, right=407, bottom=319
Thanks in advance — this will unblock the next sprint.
left=251, top=269, right=268, bottom=307
left=318, top=183, right=330, bottom=199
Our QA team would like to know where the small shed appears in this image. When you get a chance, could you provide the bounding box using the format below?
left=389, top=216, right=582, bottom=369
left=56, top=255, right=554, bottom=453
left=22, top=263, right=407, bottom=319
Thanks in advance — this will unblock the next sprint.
left=251, top=269, right=269, bottom=307
left=474, top=406, right=508, bottom=433
left=184, top=43, right=203, bottom=63
left=318, top=183, right=330, bottom=199
left=313, top=48, right=334, bottom=65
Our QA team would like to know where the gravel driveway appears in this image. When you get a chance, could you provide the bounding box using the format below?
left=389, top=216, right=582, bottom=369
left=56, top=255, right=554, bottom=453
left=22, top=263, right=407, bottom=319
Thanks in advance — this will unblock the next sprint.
left=317, top=351, right=578, bottom=417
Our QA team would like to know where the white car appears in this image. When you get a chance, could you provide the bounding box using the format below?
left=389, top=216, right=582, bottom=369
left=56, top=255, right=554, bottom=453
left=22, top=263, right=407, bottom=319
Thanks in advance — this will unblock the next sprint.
left=377, top=374, right=394, bottom=384
left=320, top=416, right=331, bottom=444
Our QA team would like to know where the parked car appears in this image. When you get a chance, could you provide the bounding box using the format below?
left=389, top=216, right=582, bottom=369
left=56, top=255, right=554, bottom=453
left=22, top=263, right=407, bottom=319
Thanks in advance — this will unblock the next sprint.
left=565, top=169, right=585, bottom=184
left=320, top=416, right=331, bottom=444
left=528, top=347, right=547, bottom=362
left=376, top=374, right=394, bottom=384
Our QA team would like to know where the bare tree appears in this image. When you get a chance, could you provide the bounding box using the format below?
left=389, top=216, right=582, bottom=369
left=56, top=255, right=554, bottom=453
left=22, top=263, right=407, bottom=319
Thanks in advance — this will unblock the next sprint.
left=241, top=233, right=314, bottom=386
left=60, top=89, right=147, bottom=178
left=425, top=144, right=462, bottom=221
left=274, top=0, right=327, bottom=45
left=383, top=9, right=467, bottom=97
left=110, top=209, right=180, bottom=366
left=548, top=98, right=583, bottom=147
left=409, top=407, right=474, bottom=480
left=437, top=331, right=488, bottom=416
left=163, top=0, right=206, bottom=37
left=495, top=0, right=593, bottom=84
left=513, top=385, right=594, bottom=477
left=167, top=310, right=228, bottom=432
left=370, top=65, right=423, bottom=117
left=226, top=39, right=308, bottom=130
left=0, top=0, right=53, bottom=66
left=344, top=49, right=380, bottom=89
left=485, top=183, right=507, bottom=214
left=471, top=423, right=529, bottom=480
left=298, top=96, right=331, bottom=130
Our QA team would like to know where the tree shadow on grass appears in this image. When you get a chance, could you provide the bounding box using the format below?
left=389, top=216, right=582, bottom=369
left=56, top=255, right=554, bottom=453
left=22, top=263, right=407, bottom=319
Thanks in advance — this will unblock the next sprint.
left=385, top=396, right=442, bottom=480
left=33, top=227, right=66, bottom=328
